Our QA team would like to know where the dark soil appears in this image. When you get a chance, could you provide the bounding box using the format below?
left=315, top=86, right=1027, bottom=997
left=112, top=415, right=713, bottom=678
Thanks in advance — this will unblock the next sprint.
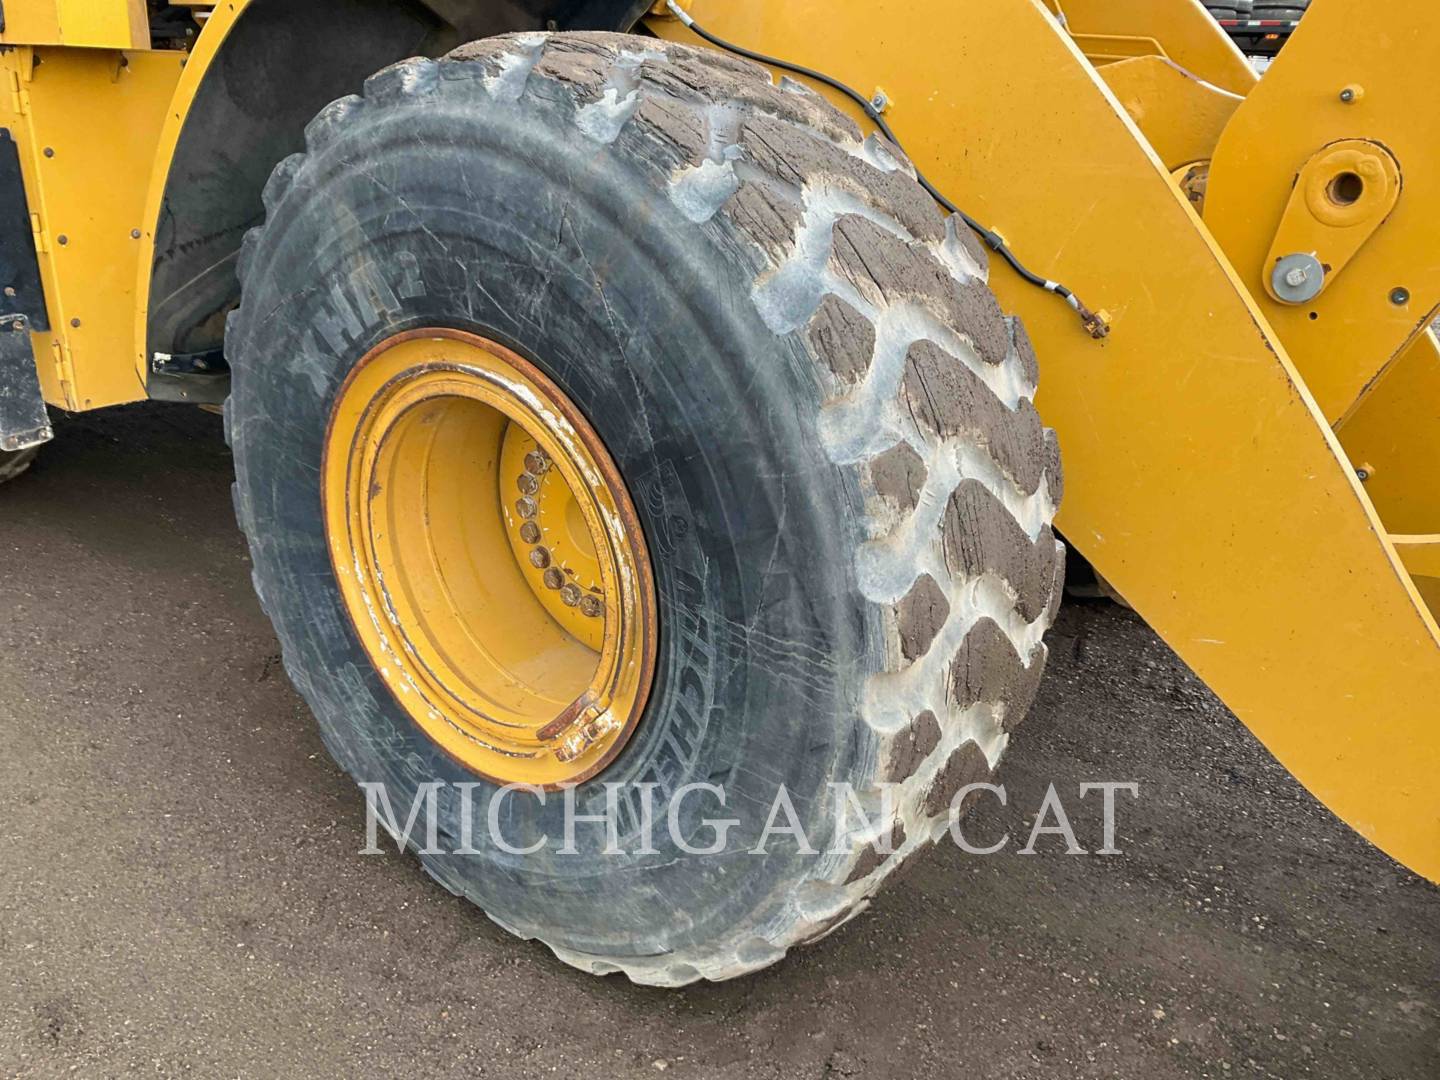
left=1, top=404, right=1435, bottom=1078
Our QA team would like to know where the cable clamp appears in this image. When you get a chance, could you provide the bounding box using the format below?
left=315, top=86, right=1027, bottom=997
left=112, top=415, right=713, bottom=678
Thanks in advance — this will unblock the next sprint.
left=664, top=0, right=695, bottom=28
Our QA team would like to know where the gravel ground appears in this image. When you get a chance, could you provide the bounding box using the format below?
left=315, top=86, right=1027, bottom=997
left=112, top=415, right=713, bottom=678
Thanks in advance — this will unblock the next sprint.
left=1, top=404, right=1436, bottom=1079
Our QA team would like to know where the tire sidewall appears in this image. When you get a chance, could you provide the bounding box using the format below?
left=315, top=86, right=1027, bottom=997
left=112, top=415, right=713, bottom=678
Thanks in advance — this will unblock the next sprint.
left=227, top=79, right=875, bottom=958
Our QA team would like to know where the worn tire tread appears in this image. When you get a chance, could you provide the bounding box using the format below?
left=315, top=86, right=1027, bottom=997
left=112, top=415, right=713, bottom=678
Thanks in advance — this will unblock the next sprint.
left=228, top=31, right=1064, bottom=986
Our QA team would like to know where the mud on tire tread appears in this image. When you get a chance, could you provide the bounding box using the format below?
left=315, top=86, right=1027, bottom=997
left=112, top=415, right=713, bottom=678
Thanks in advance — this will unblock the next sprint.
left=227, top=31, right=1064, bottom=985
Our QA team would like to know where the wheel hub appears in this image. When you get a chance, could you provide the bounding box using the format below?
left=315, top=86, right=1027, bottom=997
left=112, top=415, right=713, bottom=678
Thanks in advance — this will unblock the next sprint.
left=322, top=329, right=657, bottom=787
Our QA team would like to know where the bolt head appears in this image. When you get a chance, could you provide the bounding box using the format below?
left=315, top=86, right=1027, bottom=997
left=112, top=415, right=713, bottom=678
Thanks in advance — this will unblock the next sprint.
left=1272, top=254, right=1325, bottom=304
left=1390, top=287, right=1411, bottom=305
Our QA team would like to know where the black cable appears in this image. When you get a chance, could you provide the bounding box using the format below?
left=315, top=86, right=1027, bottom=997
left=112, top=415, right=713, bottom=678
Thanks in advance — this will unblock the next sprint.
left=665, top=0, right=1109, bottom=339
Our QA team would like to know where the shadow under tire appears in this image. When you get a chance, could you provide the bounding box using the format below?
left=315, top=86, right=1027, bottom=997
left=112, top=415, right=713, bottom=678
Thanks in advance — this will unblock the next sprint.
left=225, top=31, right=1064, bottom=985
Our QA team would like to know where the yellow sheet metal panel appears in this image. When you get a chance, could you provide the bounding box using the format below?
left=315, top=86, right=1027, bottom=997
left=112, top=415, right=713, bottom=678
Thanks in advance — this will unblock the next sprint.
left=1205, top=0, right=1440, bottom=425
left=0, top=45, right=183, bottom=409
left=0, top=50, right=61, bottom=407
left=1337, top=329, right=1440, bottom=537
left=1393, top=536, right=1440, bottom=578
left=1392, top=537, right=1440, bottom=621
left=1068, top=33, right=1168, bottom=65
left=0, top=0, right=148, bottom=50
left=1058, top=0, right=1257, bottom=96
left=1098, top=56, right=1242, bottom=172
left=653, top=0, right=1440, bottom=881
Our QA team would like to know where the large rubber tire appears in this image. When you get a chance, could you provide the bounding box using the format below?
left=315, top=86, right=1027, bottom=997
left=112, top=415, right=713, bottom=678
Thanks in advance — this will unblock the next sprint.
left=0, top=446, right=38, bottom=485
left=226, top=32, right=1064, bottom=985
left=1206, top=1, right=1256, bottom=19
left=1253, top=1, right=1308, bottom=17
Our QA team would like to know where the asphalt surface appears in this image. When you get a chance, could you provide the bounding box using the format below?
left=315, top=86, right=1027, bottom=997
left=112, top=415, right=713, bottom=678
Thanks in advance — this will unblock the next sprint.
left=1, top=404, right=1436, bottom=1079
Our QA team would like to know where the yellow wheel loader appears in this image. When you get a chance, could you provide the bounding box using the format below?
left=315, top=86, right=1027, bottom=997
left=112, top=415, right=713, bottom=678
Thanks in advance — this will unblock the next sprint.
left=0, top=0, right=1435, bottom=984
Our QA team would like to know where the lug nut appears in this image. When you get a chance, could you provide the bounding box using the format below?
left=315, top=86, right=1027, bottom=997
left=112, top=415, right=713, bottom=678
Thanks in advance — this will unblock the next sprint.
left=517, top=472, right=539, bottom=495
left=579, top=594, right=603, bottom=619
left=524, top=450, right=549, bottom=475
left=529, top=546, right=551, bottom=569
left=516, top=496, right=538, bottom=519
left=560, top=583, right=581, bottom=607
left=543, top=567, right=564, bottom=590
left=519, top=522, right=541, bottom=544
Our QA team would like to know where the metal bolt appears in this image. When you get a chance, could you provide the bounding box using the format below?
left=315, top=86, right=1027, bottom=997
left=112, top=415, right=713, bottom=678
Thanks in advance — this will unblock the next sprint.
left=1271, top=253, right=1325, bottom=304
left=560, top=583, right=581, bottom=608
left=519, top=522, right=541, bottom=545
left=1356, top=467, right=1371, bottom=482
left=528, top=546, right=551, bottom=569
left=130, top=229, right=141, bottom=239
left=3, top=287, right=14, bottom=298
left=542, top=567, right=564, bottom=591
left=524, top=450, right=549, bottom=475
left=870, top=89, right=888, bottom=114
left=70, top=318, right=80, bottom=328
left=43, top=147, right=54, bottom=158
left=517, top=472, right=539, bottom=495
left=1339, top=88, right=1355, bottom=103
left=57, top=235, right=68, bottom=246
left=516, top=496, right=538, bottom=519
left=579, top=594, right=603, bottom=619
left=1390, top=286, right=1410, bottom=305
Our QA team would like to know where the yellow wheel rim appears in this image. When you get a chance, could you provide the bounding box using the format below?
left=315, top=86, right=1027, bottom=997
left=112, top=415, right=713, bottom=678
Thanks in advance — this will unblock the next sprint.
left=322, top=329, right=657, bottom=787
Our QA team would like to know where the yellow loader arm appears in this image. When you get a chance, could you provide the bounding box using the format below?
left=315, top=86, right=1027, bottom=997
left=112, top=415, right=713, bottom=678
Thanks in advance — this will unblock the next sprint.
left=653, top=0, right=1440, bottom=881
